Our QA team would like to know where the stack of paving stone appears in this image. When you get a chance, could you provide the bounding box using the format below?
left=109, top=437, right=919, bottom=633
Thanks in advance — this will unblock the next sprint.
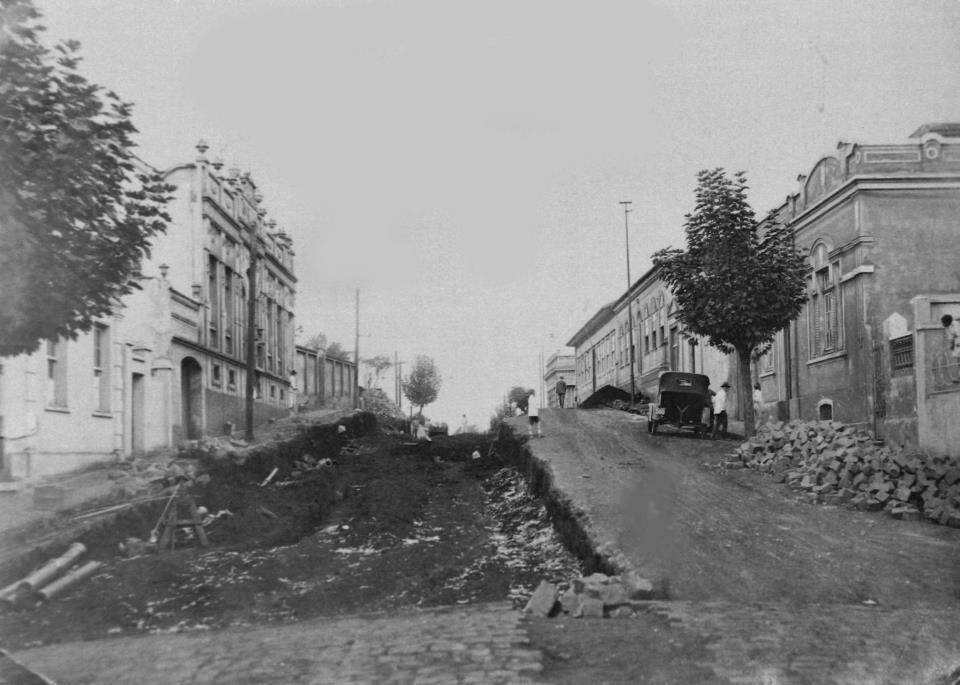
left=522, top=571, right=660, bottom=619
left=733, top=420, right=960, bottom=527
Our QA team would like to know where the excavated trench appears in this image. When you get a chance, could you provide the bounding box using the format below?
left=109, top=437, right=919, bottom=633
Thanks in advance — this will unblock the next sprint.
left=0, top=415, right=611, bottom=649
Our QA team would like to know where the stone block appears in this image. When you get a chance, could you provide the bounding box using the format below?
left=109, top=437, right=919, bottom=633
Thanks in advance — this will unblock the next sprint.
left=523, top=580, right=558, bottom=617
left=891, top=506, right=922, bottom=522
left=599, top=582, right=629, bottom=607
left=575, top=597, right=605, bottom=618
left=559, top=587, right=582, bottom=615
left=621, top=572, right=655, bottom=600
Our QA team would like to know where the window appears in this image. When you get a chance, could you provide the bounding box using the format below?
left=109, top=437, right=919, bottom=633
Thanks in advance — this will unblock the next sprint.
left=212, top=364, right=222, bottom=387
left=224, top=267, right=234, bottom=356
left=808, top=243, right=843, bottom=358
left=761, top=338, right=776, bottom=375
left=890, top=335, right=914, bottom=370
left=93, top=324, right=110, bottom=411
left=228, top=368, right=237, bottom=390
left=208, top=254, right=219, bottom=349
left=46, top=339, right=68, bottom=407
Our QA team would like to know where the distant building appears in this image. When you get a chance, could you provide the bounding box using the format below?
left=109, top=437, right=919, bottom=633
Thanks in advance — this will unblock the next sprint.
left=293, top=346, right=357, bottom=410
left=567, top=266, right=731, bottom=409
left=755, top=123, right=960, bottom=455
left=543, top=352, right=576, bottom=407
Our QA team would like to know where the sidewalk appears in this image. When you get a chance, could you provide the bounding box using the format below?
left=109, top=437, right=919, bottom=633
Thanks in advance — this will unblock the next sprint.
left=0, top=466, right=121, bottom=539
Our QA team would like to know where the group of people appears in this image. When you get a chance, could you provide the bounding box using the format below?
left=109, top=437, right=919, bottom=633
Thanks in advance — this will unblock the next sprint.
left=707, top=380, right=764, bottom=438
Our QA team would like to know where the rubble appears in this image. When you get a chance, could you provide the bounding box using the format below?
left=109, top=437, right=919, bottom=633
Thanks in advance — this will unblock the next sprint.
left=733, top=419, right=960, bottom=526
left=523, top=571, right=662, bottom=619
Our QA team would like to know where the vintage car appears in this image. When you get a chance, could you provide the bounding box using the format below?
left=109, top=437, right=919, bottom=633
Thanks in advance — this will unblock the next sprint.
left=646, top=372, right=712, bottom=438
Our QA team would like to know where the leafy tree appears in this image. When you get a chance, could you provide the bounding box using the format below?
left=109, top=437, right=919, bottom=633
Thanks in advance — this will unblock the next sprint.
left=0, top=0, right=173, bottom=356
left=301, top=332, right=326, bottom=352
left=324, top=341, right=350, bottom=360
left=508, top=386, right=534, bottom=413
left=652, top=169, right=806, bottom=436
left=362, top=354, right=392, bottom=388
left=402, top=355, right=441, bottom=416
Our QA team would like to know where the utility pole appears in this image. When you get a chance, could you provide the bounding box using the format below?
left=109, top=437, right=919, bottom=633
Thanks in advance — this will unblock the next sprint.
left=354, top=288, right=360, bottom=409
left=620, top=200, right=636, bottom=408
left=244, top=210, right=261, bottom=441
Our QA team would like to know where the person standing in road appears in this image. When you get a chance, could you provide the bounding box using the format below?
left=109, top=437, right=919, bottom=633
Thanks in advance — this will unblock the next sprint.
left=555, top=376, right=568, bottom=408
left=753, top=383, right=763, bottom=426
left=527, top=390, right=542, bottom=438
left=712, top=381, right=730, bottom=439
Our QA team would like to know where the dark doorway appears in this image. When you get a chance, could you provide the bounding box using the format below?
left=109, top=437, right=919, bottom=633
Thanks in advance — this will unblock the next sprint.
left=131, top=373, right=145, bottom=454
left=181, top=357, right=203, bottom=439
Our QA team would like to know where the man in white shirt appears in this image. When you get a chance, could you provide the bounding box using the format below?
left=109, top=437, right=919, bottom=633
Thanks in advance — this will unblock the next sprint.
left=527, top=390, right=542, bottom=438
left=712, top=381, right=729, bottom=439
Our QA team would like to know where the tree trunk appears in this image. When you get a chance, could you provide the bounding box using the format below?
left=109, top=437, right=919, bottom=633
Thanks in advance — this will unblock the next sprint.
left=737, top=346, right=755, bottom=437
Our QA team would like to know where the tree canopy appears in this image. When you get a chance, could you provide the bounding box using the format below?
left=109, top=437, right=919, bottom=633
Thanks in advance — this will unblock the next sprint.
left=402, top=355, right=441, bottom=416
left=0, top=0, right=173, bottom=356
left=508, top=386, right=534, bottom=413
left=362, top=354, right=392, bottom=388
left=652, top=169, right=807, bottom=435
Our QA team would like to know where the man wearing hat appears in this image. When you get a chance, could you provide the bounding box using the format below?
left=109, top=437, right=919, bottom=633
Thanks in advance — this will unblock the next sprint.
left=712, top=381, right=730, bottom=439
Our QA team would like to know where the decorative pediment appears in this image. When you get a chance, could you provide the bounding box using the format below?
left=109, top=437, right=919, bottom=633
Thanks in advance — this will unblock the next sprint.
left=803, top=157, right=843, bottom=208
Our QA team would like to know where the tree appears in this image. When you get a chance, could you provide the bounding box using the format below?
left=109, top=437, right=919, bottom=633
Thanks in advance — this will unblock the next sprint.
left=0, top=0, right=173, bottom=356
left=402, top=355, right=441, bottom=416
left=652, top=169, right=807, bottom=436
left=301, top=332, right=326, bottom=352
left=362, top=354, right=392, bottom=388
left=508, top=386, right=534, bottom=413
left=324, top=341, right=350, bottom=360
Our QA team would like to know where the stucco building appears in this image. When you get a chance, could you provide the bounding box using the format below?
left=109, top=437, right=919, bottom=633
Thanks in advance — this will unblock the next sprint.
left=755, top=123, right=960, bottom=455
left=151, top=141, right=298, bottom=440
left=0, top=143, right=302, bottom=480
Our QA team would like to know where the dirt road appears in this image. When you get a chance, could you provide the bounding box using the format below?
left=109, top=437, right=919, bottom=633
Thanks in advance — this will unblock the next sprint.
left=523, top=408, right=960, bottom=606
left=519, top=408, right=960, bottom=684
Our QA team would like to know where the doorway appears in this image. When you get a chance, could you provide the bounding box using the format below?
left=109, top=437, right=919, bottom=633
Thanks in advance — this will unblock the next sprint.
left=181, top=357, right=203, bottom=439
left=131, top=373, right=145, bottom=454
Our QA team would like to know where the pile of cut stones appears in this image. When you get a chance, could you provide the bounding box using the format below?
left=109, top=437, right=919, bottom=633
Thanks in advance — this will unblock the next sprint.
left=522, top=571, right=662, bottom=619
left=732, top=419, right=960, bottom=527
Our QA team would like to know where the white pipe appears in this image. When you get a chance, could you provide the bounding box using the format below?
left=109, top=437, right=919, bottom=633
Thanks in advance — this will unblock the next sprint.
left=0, top=542, right=86, bottom=600
left=37, top=561, right=103, bottom=601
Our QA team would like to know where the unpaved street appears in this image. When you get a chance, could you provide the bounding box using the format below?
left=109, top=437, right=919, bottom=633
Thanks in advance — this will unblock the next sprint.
left=520, top=408, right=960, bottom=683
left=523, top=408, right=960, bottom=606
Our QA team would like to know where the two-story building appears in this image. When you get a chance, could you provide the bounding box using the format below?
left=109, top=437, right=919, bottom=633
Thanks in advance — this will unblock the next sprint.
left=568, top=266, right=732, bottom=409
left=0, top=142, right=302, bottom=480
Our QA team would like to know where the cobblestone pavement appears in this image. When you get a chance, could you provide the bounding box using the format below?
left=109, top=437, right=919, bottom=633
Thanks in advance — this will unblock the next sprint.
left=639, top=601, right=960, bottom=684
left=12, top=602, right=543, bottom=685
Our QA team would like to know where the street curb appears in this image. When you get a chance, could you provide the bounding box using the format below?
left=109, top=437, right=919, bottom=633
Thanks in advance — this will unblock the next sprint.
left=0, top=648, right=56, bottom=684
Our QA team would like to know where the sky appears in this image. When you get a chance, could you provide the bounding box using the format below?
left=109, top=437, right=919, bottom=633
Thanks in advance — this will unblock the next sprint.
left=34, top=0, right=960, bottom=427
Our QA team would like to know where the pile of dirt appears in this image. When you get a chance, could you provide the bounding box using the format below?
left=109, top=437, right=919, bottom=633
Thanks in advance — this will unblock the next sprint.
left=734, top=419, right=960, bottom=526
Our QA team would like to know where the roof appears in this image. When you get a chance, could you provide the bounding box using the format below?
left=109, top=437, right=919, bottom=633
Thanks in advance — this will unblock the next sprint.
left=909, top=122, right=960, bottom=139
left=566, top=301, right=617, bottom=348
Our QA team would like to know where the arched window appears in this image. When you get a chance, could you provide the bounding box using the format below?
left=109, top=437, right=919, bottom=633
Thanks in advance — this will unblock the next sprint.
left=808, top=242, right=844, bottom=358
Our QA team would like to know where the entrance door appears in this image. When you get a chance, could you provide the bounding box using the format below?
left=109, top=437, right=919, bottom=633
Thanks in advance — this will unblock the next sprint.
left=131, top=373, right=145, bottom=454
left=180, top=357, right=203, bottom=439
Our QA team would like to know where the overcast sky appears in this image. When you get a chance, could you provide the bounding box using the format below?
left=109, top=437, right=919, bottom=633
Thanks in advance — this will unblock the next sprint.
left=36, top=0, right=960, bottom=426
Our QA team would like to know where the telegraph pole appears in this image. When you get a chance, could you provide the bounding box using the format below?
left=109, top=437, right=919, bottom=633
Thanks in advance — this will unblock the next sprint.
left=354, top=288, right=360, bottom=409
left=244, top=210, right=261, bottom=441
left=620, top=200, right=636, bottom=407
